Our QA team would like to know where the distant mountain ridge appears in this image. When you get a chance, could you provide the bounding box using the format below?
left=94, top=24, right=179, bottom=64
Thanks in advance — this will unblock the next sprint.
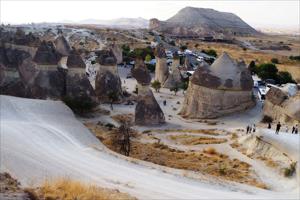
left=150, top=7, right=259, bottom=37
left=62, top=17, right=149, bottom=29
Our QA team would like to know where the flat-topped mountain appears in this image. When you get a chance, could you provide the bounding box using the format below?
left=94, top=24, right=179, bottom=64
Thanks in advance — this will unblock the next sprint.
left=150, top=7, right=259, bottom=37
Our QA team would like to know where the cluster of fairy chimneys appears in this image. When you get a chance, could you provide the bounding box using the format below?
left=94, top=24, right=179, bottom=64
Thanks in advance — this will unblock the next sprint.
left=154, top=44, right=183, bottom=89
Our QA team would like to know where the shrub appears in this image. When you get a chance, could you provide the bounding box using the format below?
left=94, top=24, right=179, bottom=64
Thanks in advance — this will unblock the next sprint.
left=289, top=55, right=300, bottom=61
left=219, top=164, right=227, bottom=175
left=277, top=71, right=295, bottom=84
left=284, top=162, right=297, bottom=177
left=204, top=147, right=216, bottom=154
left=261, top=115, right=273, bottom=123
left=151, top=80, right=161, bottom=92
left=271, top=58, right=279, bottom=64
left=202, top=49, right=217, bottom=57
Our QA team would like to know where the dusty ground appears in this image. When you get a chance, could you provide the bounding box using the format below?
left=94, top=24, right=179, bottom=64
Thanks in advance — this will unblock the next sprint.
left=85, top=123, right=268, bottom=189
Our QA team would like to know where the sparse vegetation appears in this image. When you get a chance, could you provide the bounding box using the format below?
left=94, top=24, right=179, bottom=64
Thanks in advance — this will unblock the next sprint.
left=27, top=178, right=136, bottom=200
left=283, top=162, right=297, bottom=177
left=151, top=80, right=161, bottom=92
left=202, top=49, right=217, bottom=57
left=261, top=115, right=273, bottom=123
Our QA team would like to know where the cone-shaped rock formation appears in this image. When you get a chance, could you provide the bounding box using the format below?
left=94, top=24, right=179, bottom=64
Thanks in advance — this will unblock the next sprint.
left=180, top=52, right=254, bottom=119
left=132, top=58, right=165, bottom=125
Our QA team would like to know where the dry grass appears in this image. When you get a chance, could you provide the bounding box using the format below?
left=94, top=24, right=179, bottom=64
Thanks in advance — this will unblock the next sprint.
left=168, top=135, right=227, bottom=145
left=154, top=129, right=221, bottom=136
left=203, top=147, right=217, bottom=155
left=28, top=178, right=136, bottom=200
left=112, top=114, right=134, bottom=125
left=86, top=123, right=268, bottom=189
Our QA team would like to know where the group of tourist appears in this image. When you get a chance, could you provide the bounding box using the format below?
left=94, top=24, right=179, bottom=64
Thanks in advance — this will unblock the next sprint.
left=268, top=122, right=298, bottom=134
left=246, top=122, right=299, bottom=135
left=246, top=124, right=256, bottom=134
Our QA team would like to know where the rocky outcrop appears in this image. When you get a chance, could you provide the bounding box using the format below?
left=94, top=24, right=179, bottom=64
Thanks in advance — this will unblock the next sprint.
left=149, top=7, right=259, bottom=37
left=263, top=87, right=300, bottom=123
left=0, top=34, right=97, bottom=105
left=33, top=41, right=61, bottom=65
left=110, top=43, right=123, bottom=64
left=163, top=53, right=182, bottom=88
left=154, top=44, right=169, bottom=85
left=67, top=49, right=86, bottom=69
left=132, top=58, right=165, bottom=125
left=94, top=49, right=123, bottom=103
left=180, top=52, right=254, bottom=119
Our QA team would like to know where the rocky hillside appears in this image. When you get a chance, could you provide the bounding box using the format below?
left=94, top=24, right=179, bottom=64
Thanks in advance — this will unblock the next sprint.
left=150, top=7, right=259, bottom=37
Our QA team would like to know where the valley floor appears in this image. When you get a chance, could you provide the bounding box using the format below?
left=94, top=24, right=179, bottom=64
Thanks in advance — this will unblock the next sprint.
left=0, top=67, right=299, bottom=199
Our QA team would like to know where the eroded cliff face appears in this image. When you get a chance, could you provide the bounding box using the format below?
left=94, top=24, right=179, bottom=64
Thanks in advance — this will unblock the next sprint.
left=263, top=87, right=300, bottom=123
left=180, top=84, right=255, bottom=119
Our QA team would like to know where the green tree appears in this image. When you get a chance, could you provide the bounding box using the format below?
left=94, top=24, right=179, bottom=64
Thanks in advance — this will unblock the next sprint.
left=145, top=54, right=152, bottom=62
left=202, top=49, right=217, bottom=57
left=256, top=63, right=278, bottom=81
left=277, top=71, right=295, bottom=84
left=248, top=60, right=257, bottom=74
left=107, top=91, right=119, bottom=110
left=151, top=80, right=161, bottom=92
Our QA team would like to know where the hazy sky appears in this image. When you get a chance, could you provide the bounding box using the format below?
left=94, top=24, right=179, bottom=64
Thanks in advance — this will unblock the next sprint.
left=1, top=0, right=299, bottom=28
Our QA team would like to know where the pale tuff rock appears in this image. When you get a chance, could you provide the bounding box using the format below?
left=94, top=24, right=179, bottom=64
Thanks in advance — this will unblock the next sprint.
left=180, top=52, right=254, bottom=119
left=94, top=49, right=123, bottom=103
left=132, top=58, right=165, bottom=125
left=263, top=87, right=300, bottom=123
left=163, top=54, right=182, bottom=88
left=154, top=44, right=169, bottom=85
left=110, top=43, right=123, bottom=64
left=54, top=35, right=71, bottom=56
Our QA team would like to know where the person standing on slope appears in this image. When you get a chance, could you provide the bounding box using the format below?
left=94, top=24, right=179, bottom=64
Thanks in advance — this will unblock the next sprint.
left=275, top=122, right=281, bottom=134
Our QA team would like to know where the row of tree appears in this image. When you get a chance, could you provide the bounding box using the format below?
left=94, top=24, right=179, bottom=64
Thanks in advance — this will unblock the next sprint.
left=248, top=61, right=295, bottom=84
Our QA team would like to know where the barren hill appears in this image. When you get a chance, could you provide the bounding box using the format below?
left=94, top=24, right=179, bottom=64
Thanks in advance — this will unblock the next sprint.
left=150, top=7, right=259, bottom=37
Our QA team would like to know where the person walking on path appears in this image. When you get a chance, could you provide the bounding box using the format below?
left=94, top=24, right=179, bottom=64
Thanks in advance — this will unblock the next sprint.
left=295, top=125, right=298, bottom=134
left=249, top=125, right=252, bottom=133
left=252, top=124, right=256, bottom=133
left=292, top=126, right=295, bottom=134
left=163, top=100, right=167, bottom=106
left=246, top=125, right=250, bottom=134
left=275, top=122, right=281, bottom=134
